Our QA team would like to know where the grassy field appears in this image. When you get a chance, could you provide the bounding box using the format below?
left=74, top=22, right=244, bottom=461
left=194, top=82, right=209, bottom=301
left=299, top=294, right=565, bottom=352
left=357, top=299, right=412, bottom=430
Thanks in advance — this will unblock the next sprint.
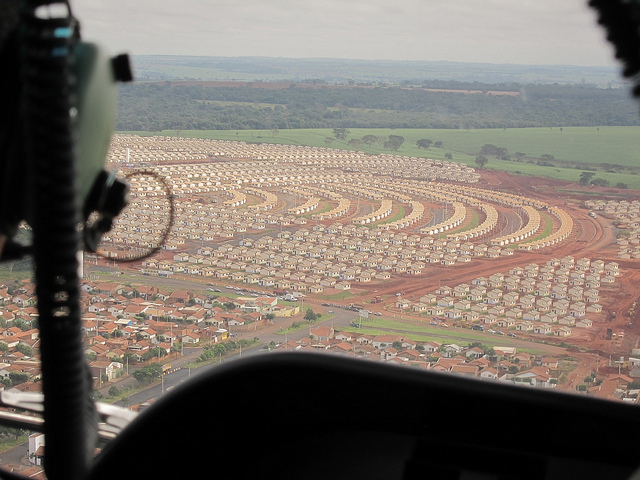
left=133, top=126, right=640, bottom=189
left=318, top=291, right=354, bottom=301
left=345, top=317, right=547, bottom=354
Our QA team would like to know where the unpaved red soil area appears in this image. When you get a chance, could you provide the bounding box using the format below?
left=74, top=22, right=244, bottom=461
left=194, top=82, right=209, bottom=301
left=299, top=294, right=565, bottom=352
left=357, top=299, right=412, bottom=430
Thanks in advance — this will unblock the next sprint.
left=345, top=171, right=639, bottom=359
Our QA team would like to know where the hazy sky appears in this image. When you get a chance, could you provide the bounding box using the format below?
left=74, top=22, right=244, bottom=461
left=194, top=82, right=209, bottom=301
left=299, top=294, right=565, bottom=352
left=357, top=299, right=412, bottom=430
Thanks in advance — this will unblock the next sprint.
left=73, top=0, right=616, bottom=66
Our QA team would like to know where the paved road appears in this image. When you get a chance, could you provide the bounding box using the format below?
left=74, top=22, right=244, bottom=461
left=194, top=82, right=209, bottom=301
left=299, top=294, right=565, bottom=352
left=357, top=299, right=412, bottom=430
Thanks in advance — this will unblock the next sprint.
left=0, top=441, right=28, bottom=469
left=105, top=307, right=359, bottom=407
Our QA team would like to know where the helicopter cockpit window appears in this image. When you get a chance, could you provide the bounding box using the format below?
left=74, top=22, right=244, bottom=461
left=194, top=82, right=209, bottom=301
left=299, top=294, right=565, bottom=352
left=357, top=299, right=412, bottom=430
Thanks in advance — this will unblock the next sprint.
left=2, top=2, right=640, bottom=480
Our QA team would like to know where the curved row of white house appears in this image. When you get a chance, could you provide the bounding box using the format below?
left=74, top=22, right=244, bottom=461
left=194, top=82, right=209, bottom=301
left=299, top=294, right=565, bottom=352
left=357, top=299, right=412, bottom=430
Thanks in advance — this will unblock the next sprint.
left=279, top=185, right=351, bottom=220
left=352, top=198, right=394, bottom=225
left=518, top=207, right=574, bottom=250
left=377, top=200, right=426, bottom=230
left=490, top=206, right=541, bottom=246
left=288, top=197, right=320, bottom=215
left=403, top=183, right=499, bottom=240
left=245, top=187, right=278, bottom=211
left=421, top=202, right=466, bottom=235
left=312, top=198, right=351, bottom=220
left=447, top=204, right=499, bottom=241
left=443, top=183, right=547, bottom=210
left=223, top=190, right=247, bottom=208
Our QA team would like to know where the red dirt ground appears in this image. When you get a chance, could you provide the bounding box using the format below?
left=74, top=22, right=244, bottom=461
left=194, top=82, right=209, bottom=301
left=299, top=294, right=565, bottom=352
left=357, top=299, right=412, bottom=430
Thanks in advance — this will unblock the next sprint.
left=343, top=171, right=640, bottom=364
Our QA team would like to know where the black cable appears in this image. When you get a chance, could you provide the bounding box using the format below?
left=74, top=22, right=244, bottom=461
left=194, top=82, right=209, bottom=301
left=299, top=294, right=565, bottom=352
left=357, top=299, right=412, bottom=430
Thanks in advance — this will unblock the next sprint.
left=19, top=1, right=96, bottom=479
left=86, top=170, right=175, bottom=262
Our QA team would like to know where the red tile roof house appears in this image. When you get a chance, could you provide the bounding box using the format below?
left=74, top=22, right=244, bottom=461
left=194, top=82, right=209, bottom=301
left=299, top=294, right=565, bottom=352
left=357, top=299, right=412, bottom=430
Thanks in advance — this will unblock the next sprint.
left=451, top=364, right=479, bottom=377
left=371, top=335, right=404, bottom=349
left=310, top=326, right=334, bottom=342
left=168, top=290, right=192, bottom=304
left=123, top=305, right=148, bottom=319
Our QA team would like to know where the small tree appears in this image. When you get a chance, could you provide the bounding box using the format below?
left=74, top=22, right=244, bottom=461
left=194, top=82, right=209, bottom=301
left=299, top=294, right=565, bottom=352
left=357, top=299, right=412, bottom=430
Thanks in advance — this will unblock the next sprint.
left=15, top=343, right=33, bottom=357
left=132, top=364, right=163, bottom=384
left=14, top=318, right=30, bottom=332
left=480, top=144, right=507, bottom=157
left=475, top=155, right=488, bottom=169
left=332, top=128, right=350, bottom=140
left=384, top=135, right=405, bottom=151
left=579, top=171, right=596, bottom=186
left=416, top=139, right=433, bottom=149
left=304, top=309, right=320, bottom=322
left=362, top=135, right=377, bottom=145
left=9, top=372, right=30, bottom=385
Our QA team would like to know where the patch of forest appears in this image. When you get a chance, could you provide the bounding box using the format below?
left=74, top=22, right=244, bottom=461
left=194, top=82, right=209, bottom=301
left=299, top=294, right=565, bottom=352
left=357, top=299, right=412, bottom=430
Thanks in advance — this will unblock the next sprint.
left=117, top=81, right=640, bottom=132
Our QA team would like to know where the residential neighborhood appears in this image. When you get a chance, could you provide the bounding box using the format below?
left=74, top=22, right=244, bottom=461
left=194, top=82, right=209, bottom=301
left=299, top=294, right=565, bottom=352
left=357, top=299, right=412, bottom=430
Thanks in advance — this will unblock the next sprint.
left=0, top=279, right=288, bottom=391
left=275, top=327, right=640, bottom=402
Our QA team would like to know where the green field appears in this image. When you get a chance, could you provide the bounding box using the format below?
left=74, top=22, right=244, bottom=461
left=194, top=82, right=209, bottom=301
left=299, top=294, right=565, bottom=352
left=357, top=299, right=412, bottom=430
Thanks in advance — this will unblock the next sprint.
left=345, top=317, right=547, bottom=354
left=127, top=126, right=640, bottom=189
left=318, top=291, right=354, bottom=301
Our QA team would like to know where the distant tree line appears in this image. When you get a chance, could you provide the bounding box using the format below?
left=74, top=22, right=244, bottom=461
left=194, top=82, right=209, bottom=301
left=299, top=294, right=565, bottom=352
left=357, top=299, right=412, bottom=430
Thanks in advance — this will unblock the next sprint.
left=116, top=81, right=640, bottom=131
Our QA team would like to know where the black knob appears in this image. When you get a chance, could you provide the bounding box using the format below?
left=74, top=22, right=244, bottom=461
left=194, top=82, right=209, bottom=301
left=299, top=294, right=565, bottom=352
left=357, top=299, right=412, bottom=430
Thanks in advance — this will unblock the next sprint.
left=111, top=54, right=133, bottom=82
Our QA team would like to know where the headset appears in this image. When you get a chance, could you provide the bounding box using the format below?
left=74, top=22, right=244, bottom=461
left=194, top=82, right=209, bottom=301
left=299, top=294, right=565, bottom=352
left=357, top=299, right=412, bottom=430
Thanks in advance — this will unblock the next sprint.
left=0, top=0, right=131, bottom=262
